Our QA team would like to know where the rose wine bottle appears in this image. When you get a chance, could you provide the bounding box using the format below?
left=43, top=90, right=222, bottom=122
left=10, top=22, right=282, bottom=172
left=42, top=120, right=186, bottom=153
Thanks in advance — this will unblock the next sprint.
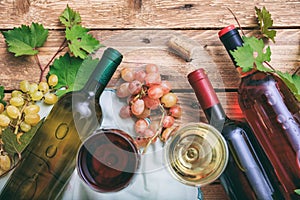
left=219, top=25, right=300, bottom=199
left=188, top=68, right=283, bottom=200
left=0, top=48, right=123, bottom=199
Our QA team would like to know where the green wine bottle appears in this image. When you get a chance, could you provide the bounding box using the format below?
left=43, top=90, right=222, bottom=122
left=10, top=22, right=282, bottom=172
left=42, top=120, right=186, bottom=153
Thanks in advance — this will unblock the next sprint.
left=0, top=48, right=123, bottom=199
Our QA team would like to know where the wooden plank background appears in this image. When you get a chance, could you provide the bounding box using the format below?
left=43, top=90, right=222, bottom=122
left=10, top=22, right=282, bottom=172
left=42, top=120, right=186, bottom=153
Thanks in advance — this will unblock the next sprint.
left=0, top=0, right=299, bottom=199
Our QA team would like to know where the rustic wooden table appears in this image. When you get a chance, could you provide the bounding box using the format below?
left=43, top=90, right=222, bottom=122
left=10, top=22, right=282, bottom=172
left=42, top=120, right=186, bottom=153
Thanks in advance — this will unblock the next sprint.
left=0, top=0, right=299, bottom=199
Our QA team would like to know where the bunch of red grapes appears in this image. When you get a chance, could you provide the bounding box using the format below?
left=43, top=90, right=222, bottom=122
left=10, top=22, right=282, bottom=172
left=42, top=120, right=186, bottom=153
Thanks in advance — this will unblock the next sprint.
left=116, top=64, right=182, bottom=151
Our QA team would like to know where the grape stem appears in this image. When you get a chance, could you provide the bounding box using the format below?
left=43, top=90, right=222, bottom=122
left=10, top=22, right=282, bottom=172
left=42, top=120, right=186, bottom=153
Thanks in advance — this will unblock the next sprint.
left=293, top=67, right=300, bottom=76
left=226, top=7, right=245, bottom=36
left=13, top=98, right=29, bottom=135
left=35, top=39, right=68, bottom=82
left=142, top=104, right=165, bottom=154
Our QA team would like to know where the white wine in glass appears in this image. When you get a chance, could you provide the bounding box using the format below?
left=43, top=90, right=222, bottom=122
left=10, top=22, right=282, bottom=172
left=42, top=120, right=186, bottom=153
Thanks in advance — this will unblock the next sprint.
left=165, top=122, right=228, bottom=187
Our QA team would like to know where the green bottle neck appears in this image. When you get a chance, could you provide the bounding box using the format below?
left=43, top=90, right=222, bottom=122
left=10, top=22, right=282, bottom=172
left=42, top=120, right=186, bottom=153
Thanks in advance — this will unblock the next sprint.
left=82, top=48, right=123, bottom=99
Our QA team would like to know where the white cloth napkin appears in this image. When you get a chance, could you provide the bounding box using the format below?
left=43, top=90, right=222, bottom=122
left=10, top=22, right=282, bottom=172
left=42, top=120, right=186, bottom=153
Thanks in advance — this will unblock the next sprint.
left=61, top=89, right=198, bottom=199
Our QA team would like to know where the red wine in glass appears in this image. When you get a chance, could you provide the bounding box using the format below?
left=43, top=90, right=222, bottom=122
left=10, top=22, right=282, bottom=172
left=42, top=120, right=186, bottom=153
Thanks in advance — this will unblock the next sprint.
left=77, top=129, right=140, bottom=193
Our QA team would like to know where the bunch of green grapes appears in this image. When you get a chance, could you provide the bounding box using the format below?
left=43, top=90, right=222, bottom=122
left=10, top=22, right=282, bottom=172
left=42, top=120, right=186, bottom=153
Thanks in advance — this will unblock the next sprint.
left=0, top=74, right=59, bottom=136
left=0, top=74, right=59, bottom=176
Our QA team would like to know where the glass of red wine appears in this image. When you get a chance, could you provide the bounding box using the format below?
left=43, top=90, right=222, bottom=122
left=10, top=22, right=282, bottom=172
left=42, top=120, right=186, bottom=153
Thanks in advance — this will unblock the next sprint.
left=76, top=129, right=140, bottom=193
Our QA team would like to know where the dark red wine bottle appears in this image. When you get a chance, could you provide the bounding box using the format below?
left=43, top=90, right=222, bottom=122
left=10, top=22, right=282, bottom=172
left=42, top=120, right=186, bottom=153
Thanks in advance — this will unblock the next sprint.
left=219, top=25, right=300, bottom=199
left=188, top=68, right=283, bottom=200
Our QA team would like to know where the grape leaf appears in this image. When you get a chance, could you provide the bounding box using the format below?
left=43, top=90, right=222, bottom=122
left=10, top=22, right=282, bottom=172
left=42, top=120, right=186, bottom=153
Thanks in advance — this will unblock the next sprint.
left=276, top=71, right=300, bottom=101
left=255, top=6, right=277, bottom=43
left=59, top=4, right=81, bottom=28
left=48, top=53, right=99, bottom=96
left=2, top=22, right=49, bottom=56
left=295, top=189, right=300, bottom=195
left=65, top=25, right=102, bottom=59
left=47, top=53, right=84, bottom=97
left=0, top=86, right=6, bottom=106
left=2, top=120, right=44, bottom=158
left=230, top=36, right=272, bottom=72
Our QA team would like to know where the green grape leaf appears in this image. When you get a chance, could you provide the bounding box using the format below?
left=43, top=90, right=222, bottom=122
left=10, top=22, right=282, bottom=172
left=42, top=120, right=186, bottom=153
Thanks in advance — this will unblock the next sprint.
left=65, top=25, right=102, bottom=59
left=47, top=53, right=84, bottom=97
left=47, top=54, right=99, bottom=97
left=230, top=36, right=272, bottom=72
left=255, top=6, right=277, bottom=43
left=276, top=71, right=300, bottom=101
left=295, top=189, right=300, bottom=195
left=59, top=5, right=81, bottom=28
left=2, top=22, right=49, bottom=56
left=0, top=86, right=6, bottom=106
left=2, top=119, right=44, bottom=157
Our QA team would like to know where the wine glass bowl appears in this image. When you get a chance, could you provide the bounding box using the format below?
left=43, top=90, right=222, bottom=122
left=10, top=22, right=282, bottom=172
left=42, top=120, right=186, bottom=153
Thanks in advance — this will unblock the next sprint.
left=165, top=122, right=228, bottom=187
left=76, top=129, right=140, bottom=193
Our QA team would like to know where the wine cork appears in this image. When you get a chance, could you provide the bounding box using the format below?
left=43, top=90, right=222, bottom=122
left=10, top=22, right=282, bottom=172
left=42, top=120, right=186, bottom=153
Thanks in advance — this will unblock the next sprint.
left=167, top=35, right=202, bottom=62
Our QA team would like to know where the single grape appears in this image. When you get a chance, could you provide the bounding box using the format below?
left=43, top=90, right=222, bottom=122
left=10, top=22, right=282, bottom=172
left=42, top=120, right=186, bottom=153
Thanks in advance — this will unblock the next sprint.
left=30, top=91, right=43, bottom=101
left=143, top=128, right=155, bottom=138
left=145, top=64, right=159, bottom=73
left=0, top=114, right=11, bottom=127
left=135, top=107, right=151, bottom=119
left=161, top=92, right=178, bottom=108
left=121, top=68, right=135, bottom=82
left=149, top=120, right=160, bottom=132
left=24, top=104, right=40, bottom=115
left=169, top=105, right=182, bottom=118
left=143, top=96, right=160, bottom=110
left=11, top=90, right=23, bottom=98
left=48, top=74, right=58, bottom=87
left=116, top=82, right=131, bottom=98
left=144, top=72, right=161, bottom=86
left=135, top=118, right=149, bottom=135
left=162, top=115, right=175, bottom=128
left=24, top=113, right=40, bottom=126
left=29, top=83, right=39, bottom=94
left=38, top=81, right=49, bottom=94
left=6, top=105, right=20, bottom=119
left=134, top=70, right=146, bottom=83
left=147, top=85, right=164, bottom=99
left=160, top=80, right=172, bottom=95
left=131, top=99, right=145, bottom=116
left=0, top=103, right=4, bottom=114
left=126, top=95, right=134, bottom=105
left=20, top=80, right=30, bottom=93
left=135, top=137, right=151, bottom=149
left=9, top=96, right=24, bottom=107
left=128, top=80, right=142, bottom=95
left=119, top=105, right=132, bottom=118
left=20, top=121, right=31, bottom=132
left=0, top=154, right=11, bottom=175
left=161, top=127, right=177, bottom=142
left=44, top=93, right=58, bottom=105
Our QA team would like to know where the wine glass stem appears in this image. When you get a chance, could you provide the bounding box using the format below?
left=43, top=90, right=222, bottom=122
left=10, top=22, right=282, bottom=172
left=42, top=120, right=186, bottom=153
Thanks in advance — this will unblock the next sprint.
left=197, top=187, right=204, bottom=200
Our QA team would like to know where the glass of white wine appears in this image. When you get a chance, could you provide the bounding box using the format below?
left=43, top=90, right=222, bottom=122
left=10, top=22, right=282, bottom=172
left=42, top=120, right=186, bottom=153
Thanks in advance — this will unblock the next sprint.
left=165, top=122, right=228, bottom=198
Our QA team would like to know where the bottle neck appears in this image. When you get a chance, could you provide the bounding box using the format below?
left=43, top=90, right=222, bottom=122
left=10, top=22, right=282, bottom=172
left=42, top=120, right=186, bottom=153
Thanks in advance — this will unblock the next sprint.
left=188, top=69, right=227, bottom=132
left=218, top=25, right=243, bottom=68
left=237, top=67, right=257, bottom=78
left=82, top=48, right=123, bottom=99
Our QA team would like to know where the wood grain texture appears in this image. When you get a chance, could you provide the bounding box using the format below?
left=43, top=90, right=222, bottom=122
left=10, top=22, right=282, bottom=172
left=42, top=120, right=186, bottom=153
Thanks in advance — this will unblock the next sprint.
left=0, top=0, right=298, bottom=199
left=0, top=0, right=299, bottom=29
left=0, top=29, right=298, bottom=90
